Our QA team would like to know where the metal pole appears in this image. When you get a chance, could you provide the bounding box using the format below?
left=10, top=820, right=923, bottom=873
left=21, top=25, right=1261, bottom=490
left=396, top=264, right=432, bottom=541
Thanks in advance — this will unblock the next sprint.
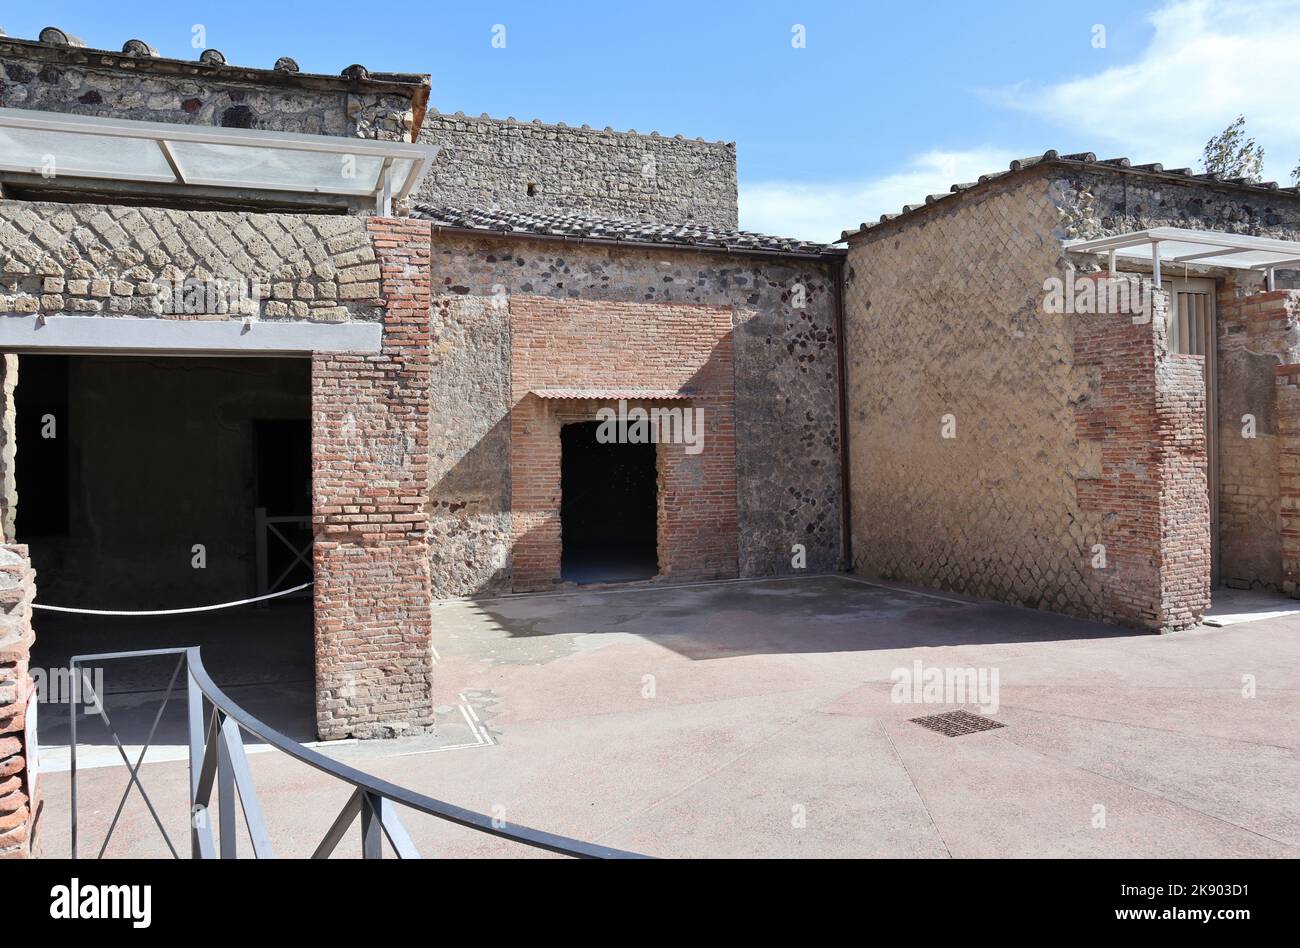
left=1108, top=248, right=1117, bottom=274
left=1151, top=240, right=1162, bottom=286
left=361, top=793, right=383, bottom=858
left=1267, top=267, right=1276, bottom=292
left=187, top=662, right=204, bottom=858
left=217, top=712, right=236, bottom=859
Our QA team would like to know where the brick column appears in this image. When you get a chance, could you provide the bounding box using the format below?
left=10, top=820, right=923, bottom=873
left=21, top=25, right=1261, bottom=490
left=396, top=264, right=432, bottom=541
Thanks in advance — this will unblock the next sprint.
left=1074, top=280, right=1211, bottom=630
left=311, top=219, right=433, bottom=739
left=0, top=544, right=36, bottom=858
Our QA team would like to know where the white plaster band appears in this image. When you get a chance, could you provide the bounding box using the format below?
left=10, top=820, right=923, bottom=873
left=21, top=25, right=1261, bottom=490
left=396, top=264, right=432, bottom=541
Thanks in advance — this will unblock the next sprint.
left=0, top=315, right=382, bottom=354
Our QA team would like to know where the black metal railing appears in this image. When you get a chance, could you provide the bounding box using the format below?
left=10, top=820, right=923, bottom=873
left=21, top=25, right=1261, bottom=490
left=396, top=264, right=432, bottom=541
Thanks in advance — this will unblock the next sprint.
left=69, top=647, right=647, bottom=859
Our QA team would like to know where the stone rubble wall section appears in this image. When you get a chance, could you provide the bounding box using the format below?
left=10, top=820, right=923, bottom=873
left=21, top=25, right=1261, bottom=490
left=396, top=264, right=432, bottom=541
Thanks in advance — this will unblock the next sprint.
left=844, top=174, right=1109, bottom=620
left=0, top=42, right=414, bottom=140
left=0, top=203, right=383, bottom=322
left=0, top=356, right=13, bottom=542
left=0, top=543, right=36, bottom=859
left=425, top=234, right=842, bottom=598
left=418, top=113, right=738, bottom=229
left=1275, top=364, right=1300, bottom=595
left=1050, top=167, right=1300, bottom=248
left=845, top=173, right=1212, bottom=630
left=1215, top=288, right=1300, bottom=590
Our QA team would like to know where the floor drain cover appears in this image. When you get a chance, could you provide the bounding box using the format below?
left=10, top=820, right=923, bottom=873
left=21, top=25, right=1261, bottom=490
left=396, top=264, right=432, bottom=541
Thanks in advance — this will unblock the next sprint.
left=910, top=709, right=1005, bottom=737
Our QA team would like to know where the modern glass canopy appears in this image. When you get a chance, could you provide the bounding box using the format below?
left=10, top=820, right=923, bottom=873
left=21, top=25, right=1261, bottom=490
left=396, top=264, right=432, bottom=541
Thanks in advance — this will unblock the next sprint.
left=0, top=107, right=436, bottom=212
left=1066, top=227, right=1300, bottom=290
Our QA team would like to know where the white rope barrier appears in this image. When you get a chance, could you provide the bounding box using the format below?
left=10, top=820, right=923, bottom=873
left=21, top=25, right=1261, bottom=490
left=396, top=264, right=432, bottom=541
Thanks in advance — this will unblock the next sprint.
left=32, top=581, right=314, bottom=616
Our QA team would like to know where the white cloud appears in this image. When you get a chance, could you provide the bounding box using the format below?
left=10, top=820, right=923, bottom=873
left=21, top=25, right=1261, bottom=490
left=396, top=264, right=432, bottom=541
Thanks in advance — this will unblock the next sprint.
left=741, top=0, right=1300, bottom=243
left=992, top=0, right=1300, bottom=181
left=740, top=147, right=1021, bottom=243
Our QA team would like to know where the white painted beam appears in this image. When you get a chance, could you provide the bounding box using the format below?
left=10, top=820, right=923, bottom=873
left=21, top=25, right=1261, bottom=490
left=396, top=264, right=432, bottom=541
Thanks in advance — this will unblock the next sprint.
left=0, top=315, right=383, bottom=355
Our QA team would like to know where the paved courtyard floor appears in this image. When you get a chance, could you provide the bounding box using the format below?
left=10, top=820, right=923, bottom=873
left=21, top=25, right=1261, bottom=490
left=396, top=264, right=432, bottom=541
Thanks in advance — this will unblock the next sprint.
left=36, top=574, right=1300, bottom=858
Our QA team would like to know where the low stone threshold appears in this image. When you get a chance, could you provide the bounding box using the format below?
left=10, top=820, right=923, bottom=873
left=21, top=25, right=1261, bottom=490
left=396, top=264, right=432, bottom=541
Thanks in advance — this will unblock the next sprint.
left=1202, top=586, right=1300, bottom=627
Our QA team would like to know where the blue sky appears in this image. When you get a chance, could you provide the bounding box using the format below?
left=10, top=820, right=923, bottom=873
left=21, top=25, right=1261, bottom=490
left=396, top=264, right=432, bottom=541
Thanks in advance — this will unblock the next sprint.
left=10, top=0, right=1300, bottom=239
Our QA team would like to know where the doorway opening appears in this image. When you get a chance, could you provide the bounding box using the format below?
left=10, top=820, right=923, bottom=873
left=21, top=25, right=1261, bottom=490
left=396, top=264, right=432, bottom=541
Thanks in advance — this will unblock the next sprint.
left=560, top=420, right=658, bottom=584
left=17, top=353, right=317, bottom=747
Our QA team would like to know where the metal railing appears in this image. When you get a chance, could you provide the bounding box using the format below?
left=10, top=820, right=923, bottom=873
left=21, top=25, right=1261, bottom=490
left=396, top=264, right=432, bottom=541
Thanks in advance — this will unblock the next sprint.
left=253, top=508, right=313, bottom=602
left=69, top=647, right=647, bottom=859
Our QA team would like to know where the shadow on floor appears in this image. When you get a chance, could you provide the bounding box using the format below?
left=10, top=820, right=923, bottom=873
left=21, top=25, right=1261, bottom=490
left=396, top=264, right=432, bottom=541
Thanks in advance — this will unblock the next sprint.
left=454, top=573, right=1143, bottom=662
left=31, top=600, right=317, bottom=753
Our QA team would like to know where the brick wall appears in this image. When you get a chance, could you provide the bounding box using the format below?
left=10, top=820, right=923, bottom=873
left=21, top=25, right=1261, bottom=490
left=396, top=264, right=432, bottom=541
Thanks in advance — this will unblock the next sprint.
left=1275, top=365, right=1300, bottom=595
left=1072, top=283, right=1210, bottom=629
left=1156, top=354, right=1214, bottom=627
left=311, top=218, right=433, bottom=739
left=426, top=234, right=841, bottom=597
left=509, top=296, right=738, bottom=591
left=0, top=201, right=434, bottom=738
left=1216, top=287, right=1300, bottom=589
left=0, top=544, right=36, bottom=858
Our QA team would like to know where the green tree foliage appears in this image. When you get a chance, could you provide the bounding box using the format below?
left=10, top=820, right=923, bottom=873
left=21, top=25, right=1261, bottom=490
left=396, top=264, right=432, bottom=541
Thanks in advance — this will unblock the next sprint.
left=1201, top=115, right=1265, bottom=182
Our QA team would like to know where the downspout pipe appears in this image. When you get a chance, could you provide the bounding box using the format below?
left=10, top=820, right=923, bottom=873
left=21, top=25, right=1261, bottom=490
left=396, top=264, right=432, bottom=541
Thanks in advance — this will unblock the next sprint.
left=832, top=255, right=853, bottom=572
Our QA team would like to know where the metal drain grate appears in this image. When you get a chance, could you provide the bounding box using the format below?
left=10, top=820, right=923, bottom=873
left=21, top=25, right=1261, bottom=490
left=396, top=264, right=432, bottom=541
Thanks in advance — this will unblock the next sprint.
left=910, top=709, right=1005, bottom=737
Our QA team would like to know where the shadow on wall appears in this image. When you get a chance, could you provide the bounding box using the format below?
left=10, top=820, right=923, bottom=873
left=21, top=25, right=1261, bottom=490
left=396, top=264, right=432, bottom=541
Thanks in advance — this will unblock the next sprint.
left=428, top=324, right=742, bottom=598
left=428, top=411, right=513, bottom=599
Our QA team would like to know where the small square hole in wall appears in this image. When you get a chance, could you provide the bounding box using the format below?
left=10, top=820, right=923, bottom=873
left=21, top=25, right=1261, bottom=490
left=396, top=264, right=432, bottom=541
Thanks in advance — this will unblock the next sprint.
left=527, top=182, right=538, bottom=197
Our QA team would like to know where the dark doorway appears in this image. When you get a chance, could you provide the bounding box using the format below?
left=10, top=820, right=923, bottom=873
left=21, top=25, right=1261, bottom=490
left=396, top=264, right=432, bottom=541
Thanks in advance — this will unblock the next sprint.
left=560, top=420, right=658, bottom=584
left=18, top=354, right=317, bottom=746
left=14, top=354, right=70, bottom=538
left=254, top=419, right=313, bottom=597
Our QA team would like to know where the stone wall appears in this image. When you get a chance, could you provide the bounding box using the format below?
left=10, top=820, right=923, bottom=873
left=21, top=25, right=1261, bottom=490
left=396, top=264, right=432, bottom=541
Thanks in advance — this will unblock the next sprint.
left=0, top=37, right=416, bottom=140
left=0, top=355, right=13, bottom=541
left=510, top=296, right=737, bottom=591
left=1275, top=365, right=1300, bottom=595
left=426, top=233, right=842, bottom=597
left=312, top=218, right=433, bottom=739
left=417, top=113, right=738, bottom=228
left=844, top=173, right=1209, bottom=629
left=1214, top=288, right=1300, bottom=589
left=845, top=174, right=1104, bottom=618
left=1050, top=167, right=1300, bottom=248
left=0, top=543, right=36, bottom=859
left=0, top=203, right=382, bottom=323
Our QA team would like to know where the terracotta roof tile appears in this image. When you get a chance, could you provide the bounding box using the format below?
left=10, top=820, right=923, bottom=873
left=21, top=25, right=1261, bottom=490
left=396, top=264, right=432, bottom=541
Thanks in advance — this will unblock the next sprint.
left=839, top=150, right=1300, bottom=242
left=410, top=204, right=840, bottom=257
